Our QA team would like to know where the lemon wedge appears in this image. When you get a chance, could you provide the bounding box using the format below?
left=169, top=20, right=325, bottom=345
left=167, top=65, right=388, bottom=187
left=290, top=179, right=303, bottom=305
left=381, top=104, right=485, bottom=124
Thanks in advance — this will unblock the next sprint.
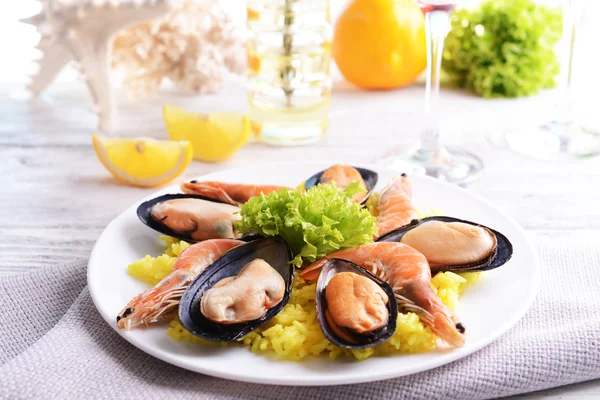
left=162, top=105, right=252, bottom=163
left=92, top=134, right=193, bottom=188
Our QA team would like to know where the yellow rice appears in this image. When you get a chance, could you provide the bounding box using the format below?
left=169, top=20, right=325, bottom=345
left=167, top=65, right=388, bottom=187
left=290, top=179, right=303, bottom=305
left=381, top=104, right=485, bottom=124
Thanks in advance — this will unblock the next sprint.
left=127, top=236, right=190, bottom=285
left=127, top=236, right=480, bottom=361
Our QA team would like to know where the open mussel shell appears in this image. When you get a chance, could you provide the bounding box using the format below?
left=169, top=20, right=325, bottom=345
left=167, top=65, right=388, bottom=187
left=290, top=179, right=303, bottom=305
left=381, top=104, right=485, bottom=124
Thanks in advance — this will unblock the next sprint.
left=316, top=258, right=398, bottom=349
left=178, top=236, right=293, bottom=342
left=137, top=193, right=235, bottom=243
left=304, top=166, right=378, bottom=205
left=376, top=216, right=513, bottom=272
left=239, top=231, right=265, bottom=242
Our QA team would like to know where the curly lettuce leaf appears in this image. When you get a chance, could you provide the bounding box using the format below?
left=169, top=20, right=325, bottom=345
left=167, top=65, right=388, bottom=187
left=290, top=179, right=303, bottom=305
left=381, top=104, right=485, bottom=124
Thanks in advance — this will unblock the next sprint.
left=442, top=0, right=562, bottom=98
left=236, top=182, right=377, bottom=267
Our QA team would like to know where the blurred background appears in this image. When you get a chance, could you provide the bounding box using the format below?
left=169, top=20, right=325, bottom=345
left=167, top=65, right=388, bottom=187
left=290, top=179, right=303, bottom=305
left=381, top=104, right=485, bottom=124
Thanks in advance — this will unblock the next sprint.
left=1, top=0, right=600, bottom=184
left=3, top=0, right=599, bottom=91
left=3, top=0, right=598, bottom=125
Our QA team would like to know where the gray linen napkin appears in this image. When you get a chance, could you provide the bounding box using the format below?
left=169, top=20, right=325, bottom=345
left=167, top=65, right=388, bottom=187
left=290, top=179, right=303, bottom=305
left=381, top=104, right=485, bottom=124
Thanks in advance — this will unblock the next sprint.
left=1, top=240, right=599, bottom=400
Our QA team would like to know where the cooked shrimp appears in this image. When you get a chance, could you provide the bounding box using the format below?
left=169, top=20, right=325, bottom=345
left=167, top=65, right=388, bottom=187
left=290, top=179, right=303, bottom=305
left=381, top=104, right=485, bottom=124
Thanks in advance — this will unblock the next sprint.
left=300, top=242, right=465, bottom=347
left=181, top=181, right=287, bottom=205
left=116, top=239, right=244, bottom=330
left=376, top=174, right=418, bottom=237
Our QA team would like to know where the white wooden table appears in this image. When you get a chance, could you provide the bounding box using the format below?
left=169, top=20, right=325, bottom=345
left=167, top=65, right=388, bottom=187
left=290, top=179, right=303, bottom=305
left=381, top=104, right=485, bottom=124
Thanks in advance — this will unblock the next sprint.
left=3, top=73, right=600, bottom=399
left=3, top=0, right=600, bottom=396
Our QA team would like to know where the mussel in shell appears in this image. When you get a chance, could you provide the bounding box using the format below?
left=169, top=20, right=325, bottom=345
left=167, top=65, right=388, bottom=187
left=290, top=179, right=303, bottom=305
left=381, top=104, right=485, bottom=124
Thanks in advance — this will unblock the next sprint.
left=239, top=231, right=266, bottom=242
left=201, top=259, right=285, bottom=324
left=376, top=216, right=513, bottom=272
left=178, top=237, right=294, bottom=341
left=305, top=164, right=378, bottom=204
left=137, top=193, right=241, bottom=243
left=316, top=258, right=398, bottom=349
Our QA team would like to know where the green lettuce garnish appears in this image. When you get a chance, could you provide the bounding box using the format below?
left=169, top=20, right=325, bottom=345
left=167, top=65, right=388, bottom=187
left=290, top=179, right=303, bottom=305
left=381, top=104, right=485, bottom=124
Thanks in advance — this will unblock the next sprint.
left=442, top=0, right=562, bottom=98
left=236, top=182, right=377, bottom=267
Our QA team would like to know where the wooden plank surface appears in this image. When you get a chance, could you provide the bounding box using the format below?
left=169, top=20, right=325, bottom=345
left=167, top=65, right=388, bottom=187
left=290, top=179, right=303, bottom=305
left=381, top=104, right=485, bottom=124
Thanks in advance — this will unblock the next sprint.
left=1, top=74, right=600, bottom=399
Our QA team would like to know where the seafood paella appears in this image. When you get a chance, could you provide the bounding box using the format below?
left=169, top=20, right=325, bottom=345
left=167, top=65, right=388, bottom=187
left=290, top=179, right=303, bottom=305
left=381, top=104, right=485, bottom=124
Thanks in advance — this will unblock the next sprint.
left=116, top=165, right=513, bottom=361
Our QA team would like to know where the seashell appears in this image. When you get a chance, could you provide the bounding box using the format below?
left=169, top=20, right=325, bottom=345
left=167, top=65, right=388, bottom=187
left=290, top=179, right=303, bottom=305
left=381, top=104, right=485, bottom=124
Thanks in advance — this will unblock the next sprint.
left=137, top=193, right=241, bottom=243
left=376, top=216, right=513, bottom=272
left=178, top=237, right=294, bottom=341
left=315, top=258, right=397, bottom=349
left=304, top=165, right=378, bottom=205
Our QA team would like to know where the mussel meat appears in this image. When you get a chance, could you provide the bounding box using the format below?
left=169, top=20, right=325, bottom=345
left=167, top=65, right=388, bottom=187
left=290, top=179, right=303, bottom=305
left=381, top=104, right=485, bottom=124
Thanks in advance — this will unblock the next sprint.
left=178, top=237, right=293, bottom=341
left=376, top=216, right=513, bottom=272
left=316, top=258, right=397, bottom=349
left=201, top=258, right=285, bottom=324
left=305, top=164, right=378, bottom=204
left=137, top=193, right=241, bottom=243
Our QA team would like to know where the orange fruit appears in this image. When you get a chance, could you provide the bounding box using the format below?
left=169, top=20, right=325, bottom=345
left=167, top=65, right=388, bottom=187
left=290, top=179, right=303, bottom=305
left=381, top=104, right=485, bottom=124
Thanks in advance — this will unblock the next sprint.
left=333, top=0, right=427, bottom=90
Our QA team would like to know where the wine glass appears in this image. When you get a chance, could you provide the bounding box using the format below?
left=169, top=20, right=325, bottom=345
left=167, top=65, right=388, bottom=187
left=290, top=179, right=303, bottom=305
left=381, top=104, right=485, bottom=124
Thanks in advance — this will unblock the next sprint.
left=492, top=0, right=600, bottom=159
left=378, top=0, right=484, bottom=186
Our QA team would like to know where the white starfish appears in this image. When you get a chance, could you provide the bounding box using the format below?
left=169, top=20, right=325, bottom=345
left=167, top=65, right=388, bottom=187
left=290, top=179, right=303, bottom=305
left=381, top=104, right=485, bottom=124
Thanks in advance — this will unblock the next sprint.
left=21, top=0, right=170, bottom=131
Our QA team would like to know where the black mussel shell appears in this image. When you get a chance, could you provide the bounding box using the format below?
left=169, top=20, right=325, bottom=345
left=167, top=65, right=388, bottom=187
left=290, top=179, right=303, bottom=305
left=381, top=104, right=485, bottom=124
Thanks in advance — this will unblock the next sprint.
left=239, top=231, right=265, bottom=242
left=304, top=166, right=378, bottom=205
left=137, top=193, right=237, bottom=243
left=316, top=258, right=398, bottom=349
left=178, top=237, right=293, bottom=342
left=376, top=216, right=513, bottom=272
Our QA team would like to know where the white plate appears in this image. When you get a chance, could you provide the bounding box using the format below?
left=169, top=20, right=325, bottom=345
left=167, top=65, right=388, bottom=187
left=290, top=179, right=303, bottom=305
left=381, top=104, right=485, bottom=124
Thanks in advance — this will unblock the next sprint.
left=88, top=162, right=539, bottom=386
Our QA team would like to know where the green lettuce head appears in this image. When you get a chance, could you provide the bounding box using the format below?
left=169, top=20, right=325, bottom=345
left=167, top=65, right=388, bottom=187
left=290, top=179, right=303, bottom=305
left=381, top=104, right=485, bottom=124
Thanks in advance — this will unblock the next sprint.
left=236, top=182, right=377, bottom=267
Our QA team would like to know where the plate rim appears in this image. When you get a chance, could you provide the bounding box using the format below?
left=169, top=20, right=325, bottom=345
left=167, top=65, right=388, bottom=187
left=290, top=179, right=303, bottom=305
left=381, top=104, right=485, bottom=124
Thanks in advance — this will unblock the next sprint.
left=87, top=162, right=540, bottom=386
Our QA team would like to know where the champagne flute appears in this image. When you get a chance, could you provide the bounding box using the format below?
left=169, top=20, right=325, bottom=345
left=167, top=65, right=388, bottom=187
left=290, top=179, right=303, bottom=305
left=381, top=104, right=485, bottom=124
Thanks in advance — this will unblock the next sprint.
left=495, top=0, right=599, bottom=159
left=379, top=0, right=484, bottom=186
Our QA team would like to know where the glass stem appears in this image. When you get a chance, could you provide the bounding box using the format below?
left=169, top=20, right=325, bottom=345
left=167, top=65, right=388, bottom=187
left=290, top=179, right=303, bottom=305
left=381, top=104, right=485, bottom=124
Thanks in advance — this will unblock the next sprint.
left=420, top=10, right=452, bottom=154
left=556, top=0, right=577, bottom=125
left=281, top=0, right=295, bottom=108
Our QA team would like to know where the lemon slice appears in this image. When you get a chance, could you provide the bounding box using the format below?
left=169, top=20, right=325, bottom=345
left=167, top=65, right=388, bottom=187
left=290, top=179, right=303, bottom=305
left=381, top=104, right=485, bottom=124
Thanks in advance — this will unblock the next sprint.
left=163, top=105, right=252, bottom=163
left=92, top=134, right=193, bottom=187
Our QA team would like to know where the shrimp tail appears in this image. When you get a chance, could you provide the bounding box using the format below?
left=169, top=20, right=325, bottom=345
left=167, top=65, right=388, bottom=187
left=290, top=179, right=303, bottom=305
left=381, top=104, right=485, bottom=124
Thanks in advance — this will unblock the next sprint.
left=300, top=258, right=328, bottom=281
left=302, top=242, right=466, bottom=348
left=400, top=282, right=465, bottom=347
left=376, top=175, right=418, bottom=237
left=429, top=309, right=465, bottom=348
left=116, top=270, right=192, bottom=330
left=116, top=239, right=244, bottom=330
left=181, top=181, right=239, bottom=205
